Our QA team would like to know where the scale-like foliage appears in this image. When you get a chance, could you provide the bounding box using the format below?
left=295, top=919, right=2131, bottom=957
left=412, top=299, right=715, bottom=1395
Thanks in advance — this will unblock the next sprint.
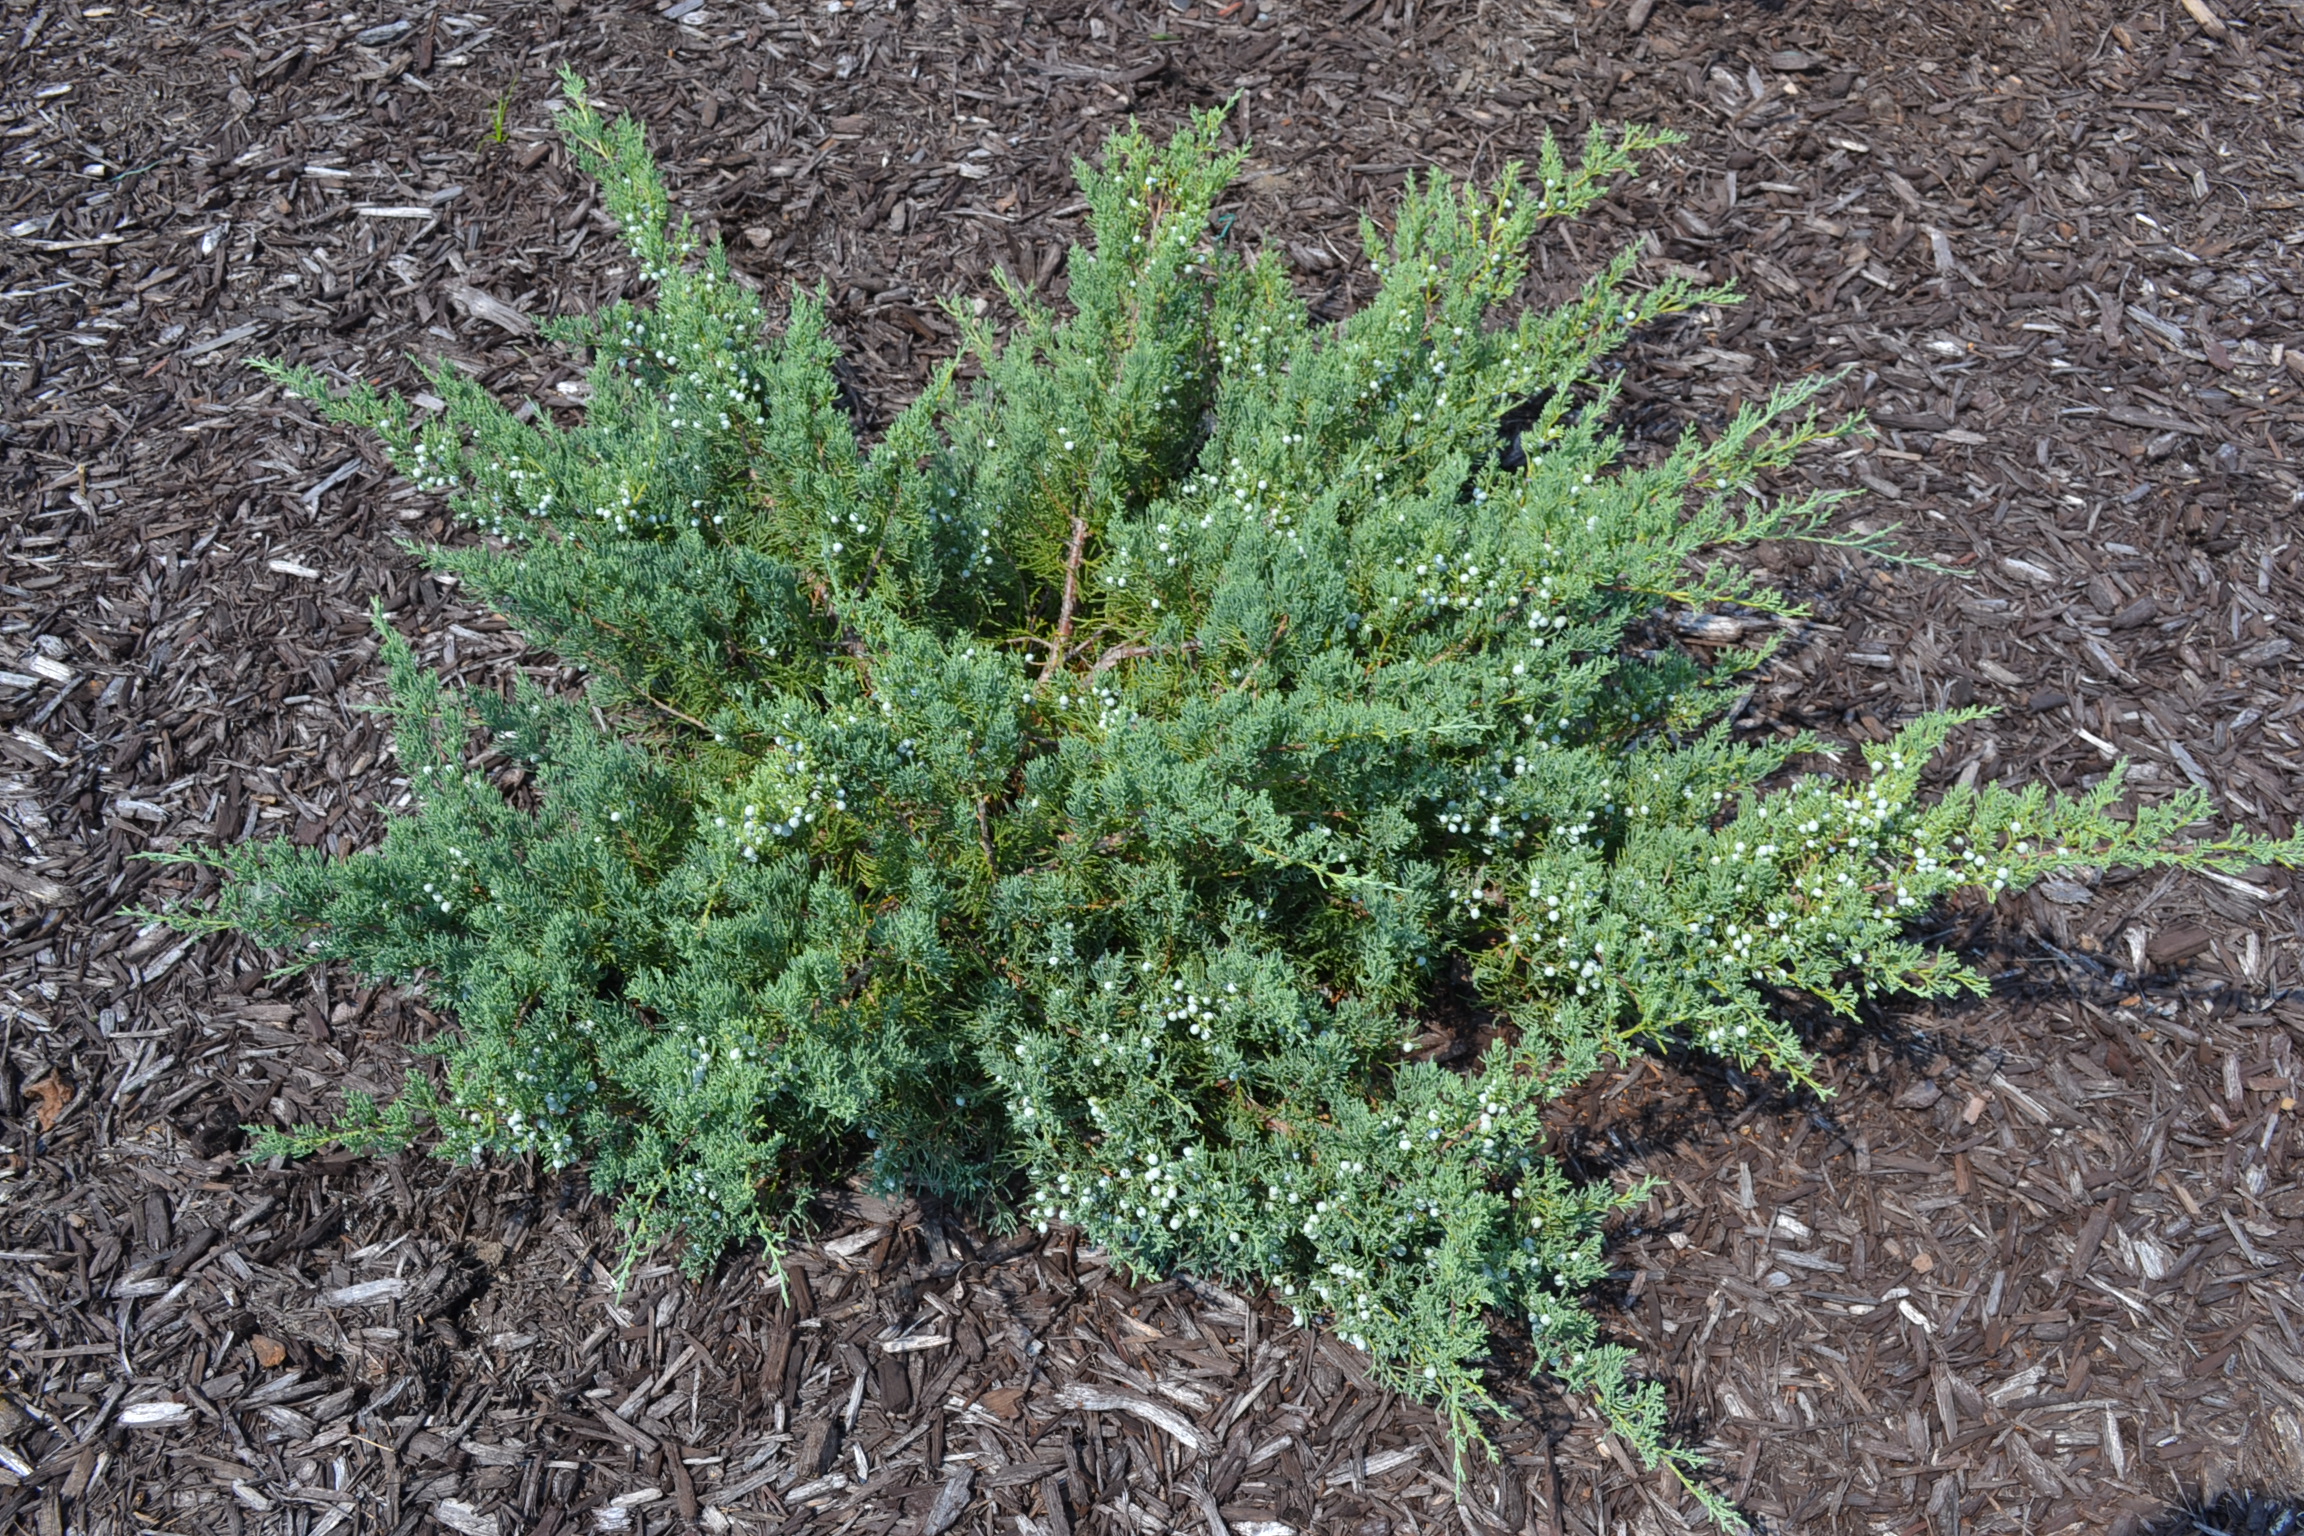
left=174, top=73, right=2295, bottom=1522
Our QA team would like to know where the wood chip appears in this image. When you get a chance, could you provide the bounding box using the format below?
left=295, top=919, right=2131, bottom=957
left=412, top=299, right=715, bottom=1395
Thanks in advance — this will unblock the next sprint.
left=320, top=1278, right=407, bottom=1307
left=1050, top=1383, right=1209, bottom=1456
left=2180, top=0, right=2230, bottom=36
left=920, top=1467, right=974, bottom=1536
left=442, top=283, right=535, bottom=336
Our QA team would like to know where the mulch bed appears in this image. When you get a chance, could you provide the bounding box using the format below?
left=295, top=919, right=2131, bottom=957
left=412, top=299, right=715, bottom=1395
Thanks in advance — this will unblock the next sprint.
left=4, top=0, right=2303, bottom=1533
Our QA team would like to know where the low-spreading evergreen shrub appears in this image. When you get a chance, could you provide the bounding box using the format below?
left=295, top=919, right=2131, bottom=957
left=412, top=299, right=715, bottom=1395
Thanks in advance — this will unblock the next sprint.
left=177, top=73, right=2293, bottom=1518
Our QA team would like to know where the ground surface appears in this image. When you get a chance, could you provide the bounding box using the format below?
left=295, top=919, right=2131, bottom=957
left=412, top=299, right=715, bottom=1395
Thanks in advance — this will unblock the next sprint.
left=4, top=0, right=2304, bottom=1534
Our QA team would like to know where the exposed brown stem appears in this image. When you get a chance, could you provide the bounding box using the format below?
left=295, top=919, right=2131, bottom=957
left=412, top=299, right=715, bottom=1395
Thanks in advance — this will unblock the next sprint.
left=1091, top=643, right=1154, bottom=674
left=1038, top=513, right=1091, bottom=688
left=642, top=692, right=714, bottom=733
left=1091, top=637, right=1201, bottom=674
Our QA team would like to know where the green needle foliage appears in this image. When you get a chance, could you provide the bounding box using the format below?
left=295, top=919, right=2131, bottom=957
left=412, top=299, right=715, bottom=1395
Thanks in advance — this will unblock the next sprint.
left=176, top=72, right=2296, bottom=1522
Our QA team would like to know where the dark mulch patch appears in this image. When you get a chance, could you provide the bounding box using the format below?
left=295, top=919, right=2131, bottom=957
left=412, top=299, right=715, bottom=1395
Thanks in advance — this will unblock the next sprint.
left=3, top=0, right=2302, bottom=1533
left=2153, top=1495, right=2304, bottom=1536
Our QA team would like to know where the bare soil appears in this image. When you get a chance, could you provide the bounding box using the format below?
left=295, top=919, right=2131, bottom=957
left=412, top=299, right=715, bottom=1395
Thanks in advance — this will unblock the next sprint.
left=3, top=0, right=2303, bottom=1534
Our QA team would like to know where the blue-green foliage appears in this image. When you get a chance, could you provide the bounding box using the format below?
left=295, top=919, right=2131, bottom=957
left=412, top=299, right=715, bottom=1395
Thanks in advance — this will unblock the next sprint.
left=181, top=73, right=2295, bottom=1521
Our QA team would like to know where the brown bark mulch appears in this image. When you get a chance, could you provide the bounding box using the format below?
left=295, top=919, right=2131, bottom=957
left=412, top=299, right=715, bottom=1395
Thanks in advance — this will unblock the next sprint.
left=3, top=0, right=2303, bottom=1534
